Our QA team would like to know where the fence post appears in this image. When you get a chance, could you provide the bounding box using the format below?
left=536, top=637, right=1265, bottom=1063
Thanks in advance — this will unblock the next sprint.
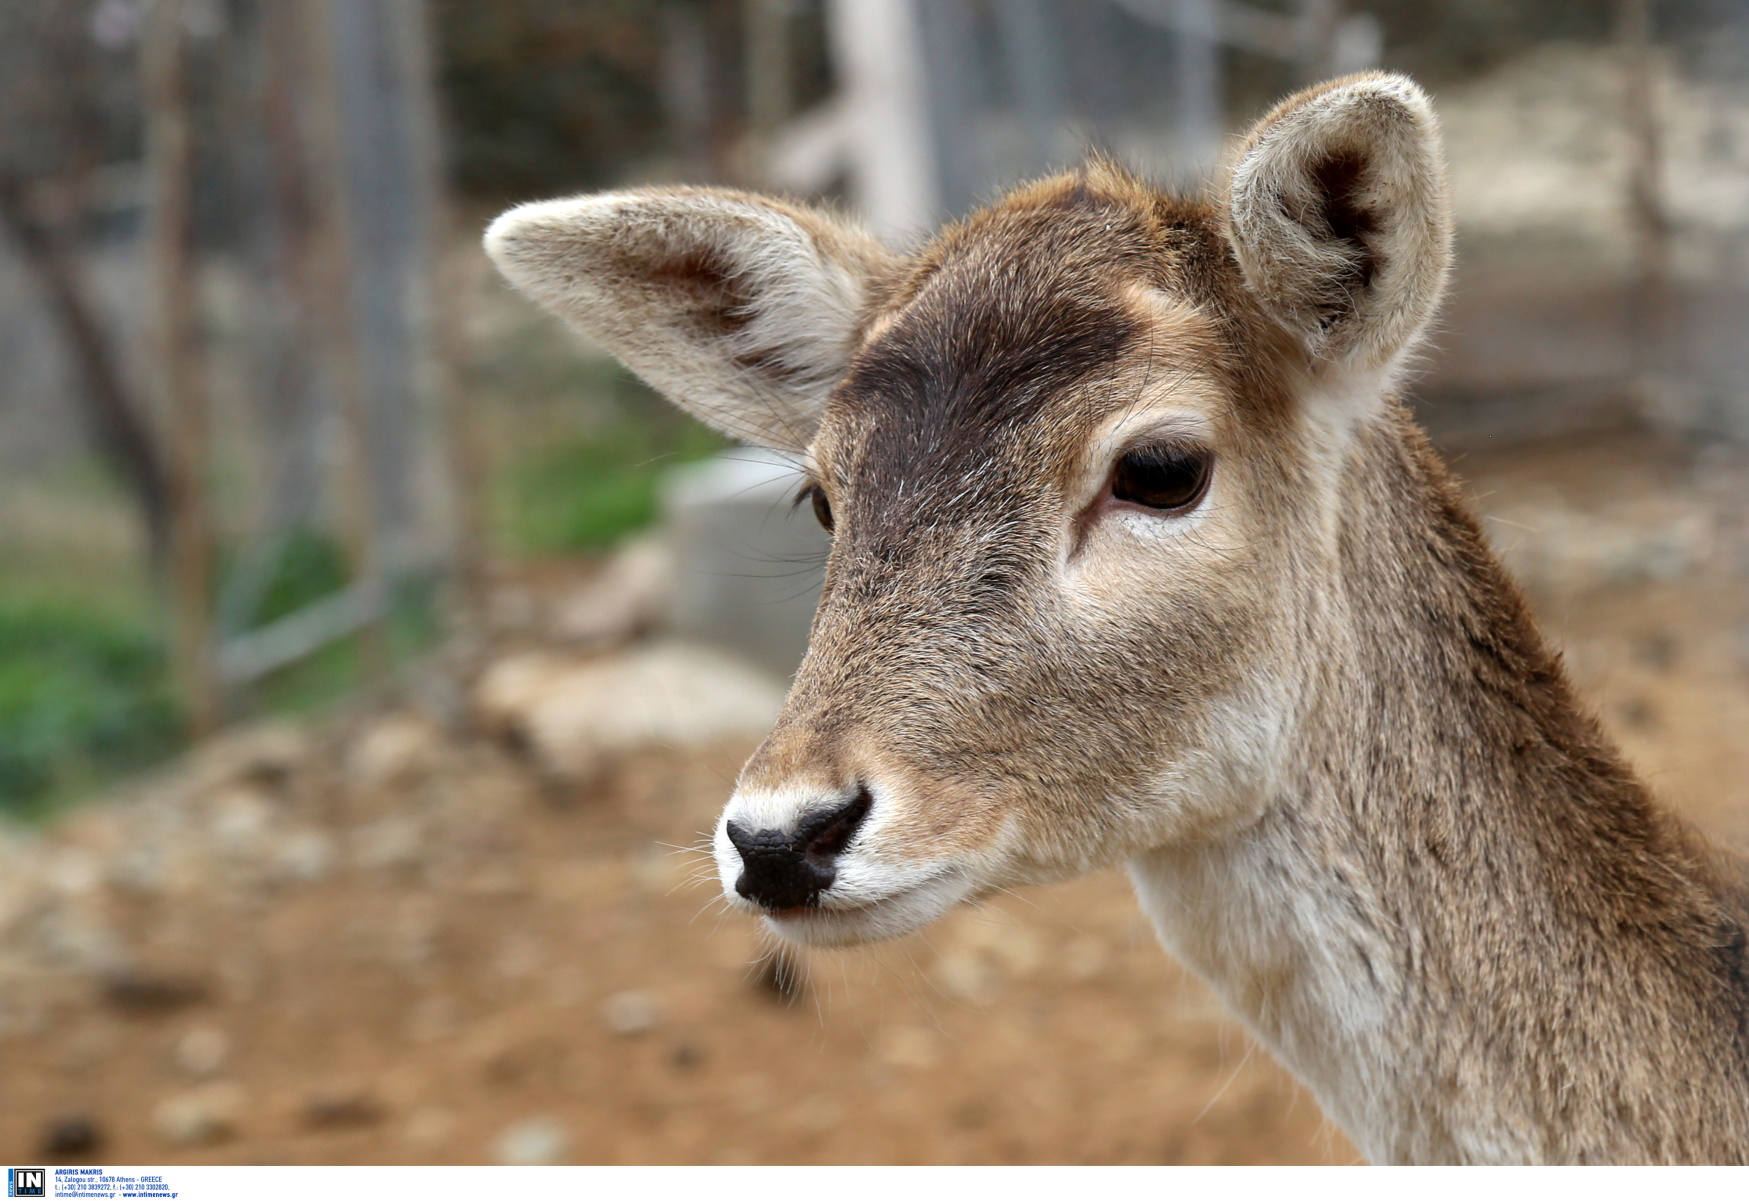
left=143, top=0, right=222, bottom=736
left=399, top=0, right=492, bottom=658
left=304, top=0, right=391, bottom=685
left=1616, top=0, right=1676, bottom=432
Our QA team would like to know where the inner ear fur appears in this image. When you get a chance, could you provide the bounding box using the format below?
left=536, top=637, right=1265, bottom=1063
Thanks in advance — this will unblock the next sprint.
left=484, top=188, right=895, bottom=451
left=1228, top=72, right=1452, bottom=375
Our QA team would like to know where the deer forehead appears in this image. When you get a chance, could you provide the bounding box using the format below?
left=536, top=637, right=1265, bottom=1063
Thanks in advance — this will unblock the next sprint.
left=812, top=202, right=1245, bottom=511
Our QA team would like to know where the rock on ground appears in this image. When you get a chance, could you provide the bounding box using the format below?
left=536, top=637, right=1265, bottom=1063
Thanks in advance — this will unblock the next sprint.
left=474, top=641, right=786, bottom=779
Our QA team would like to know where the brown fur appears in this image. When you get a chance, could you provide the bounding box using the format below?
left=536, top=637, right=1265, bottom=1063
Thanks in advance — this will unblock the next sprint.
left=486, top=74, right=1749, bottom=1163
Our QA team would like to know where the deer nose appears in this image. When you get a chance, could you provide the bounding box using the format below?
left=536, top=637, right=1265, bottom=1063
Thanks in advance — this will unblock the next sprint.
left=725, top=788, right=873, bottom=911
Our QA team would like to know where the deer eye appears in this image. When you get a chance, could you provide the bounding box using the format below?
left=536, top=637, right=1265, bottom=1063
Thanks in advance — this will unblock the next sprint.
left=1110, top=443, right=1212, bottom=513
left=796, top=482, right=834, bottom=532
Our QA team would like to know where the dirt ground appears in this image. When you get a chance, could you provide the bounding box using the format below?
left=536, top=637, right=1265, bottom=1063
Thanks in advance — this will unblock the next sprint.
left=0, top=430, right=1745, bottom=1166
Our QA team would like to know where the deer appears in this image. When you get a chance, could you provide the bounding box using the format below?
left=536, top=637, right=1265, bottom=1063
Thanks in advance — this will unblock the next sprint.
left=484, top=73, right=1749, bottom=1164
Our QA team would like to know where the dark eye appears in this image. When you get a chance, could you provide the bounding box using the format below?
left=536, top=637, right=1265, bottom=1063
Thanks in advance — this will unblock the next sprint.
left=1110, top=443, right=1212, bottom=513
left=797, top=483, right=834, bottom=532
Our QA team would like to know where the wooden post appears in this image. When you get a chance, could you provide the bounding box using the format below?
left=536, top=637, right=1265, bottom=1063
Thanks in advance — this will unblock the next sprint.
left=1617, top=0, right=1676, bottom=429
left=0, top=172, right=173, bottom=572
left=992, top=0, right=1068, bottom=180
left=143, top=0, right=222, bottom=736
left=1170, top=0, right=1222, bottom=178
left=302, top=0, right=391, bottom=685
left=1296, top=0, right=1340, bottom=80
left=215, top=0, right=327, bottom=647
left=397, top=0, right=491, bottom=656
left=744, top=0, right=794, bottom=182
left=826, top=0, right=940, bottom=241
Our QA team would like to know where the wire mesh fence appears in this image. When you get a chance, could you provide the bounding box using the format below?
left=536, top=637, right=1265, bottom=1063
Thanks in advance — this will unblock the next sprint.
left=0, top=0, right=479, bottom=744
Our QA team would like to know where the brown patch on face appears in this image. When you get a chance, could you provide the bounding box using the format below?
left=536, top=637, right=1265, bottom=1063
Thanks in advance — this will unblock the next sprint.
left=823, top=163, right=1256, bottom=534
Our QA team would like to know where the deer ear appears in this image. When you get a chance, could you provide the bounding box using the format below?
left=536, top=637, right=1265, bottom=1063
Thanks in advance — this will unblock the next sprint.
left=485, top=189, right=894, bottom=452
left=1228, top=73, right=1451, bottom=379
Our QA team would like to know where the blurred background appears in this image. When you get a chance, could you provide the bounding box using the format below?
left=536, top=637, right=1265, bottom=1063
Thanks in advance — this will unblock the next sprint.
left=0, top=0, right=1746, bottom=1167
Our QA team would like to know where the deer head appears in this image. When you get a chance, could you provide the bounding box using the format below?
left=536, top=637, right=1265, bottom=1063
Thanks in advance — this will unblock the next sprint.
left=486, top=73, right=1452, bottom=947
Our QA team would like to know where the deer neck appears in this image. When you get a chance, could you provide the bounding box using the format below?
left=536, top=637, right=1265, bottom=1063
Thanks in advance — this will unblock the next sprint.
left=1128, top=406, right=1749, bottom=1164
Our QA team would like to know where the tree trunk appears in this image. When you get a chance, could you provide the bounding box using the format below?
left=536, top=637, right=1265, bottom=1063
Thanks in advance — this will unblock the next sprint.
left=0, top=173, right=173, bottom=570
left=143, top=0, right=223, bottom=736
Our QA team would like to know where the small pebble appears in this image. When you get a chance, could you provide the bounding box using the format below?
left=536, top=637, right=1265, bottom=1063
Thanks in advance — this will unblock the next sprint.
left=173, top=1027, right=229, bottom=1077
left=1619, top=696, right=1660, bottom=731
left=600, top=989, right=661, bottom=1035
left=347, top=715, right=440, bottom=788
left=302, top=1087, right=385, bottom=1131
left=276, top=831, right=335, bottom=883
left=494, top=1117, right=570, bottom=1166
left=104, top=971, right=208, bottom=1016
left=403, top=1107, right=454, bottom=1147
left=40, top=1114, right=103, bottom=1156
left=152, top=1082, right=245, bottom=1146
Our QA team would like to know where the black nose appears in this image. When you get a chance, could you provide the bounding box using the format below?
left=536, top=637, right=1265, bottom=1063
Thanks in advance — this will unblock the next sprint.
left=725, top=788, right=873, bottom=911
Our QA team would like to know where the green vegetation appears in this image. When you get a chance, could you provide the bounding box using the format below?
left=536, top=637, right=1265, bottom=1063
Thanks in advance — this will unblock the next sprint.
left=0, top=598, right=182, bottom=820
left=240, top=527, right=352, bottom=628
left=0, top=349, right=717, bottom=818
left=501, top=416, right=723, bottom=554
left=219, top=528, right=443, bottom=719
left=473, top=324, right=725, bottom=556
left=0, top=525, right=447, bottom=819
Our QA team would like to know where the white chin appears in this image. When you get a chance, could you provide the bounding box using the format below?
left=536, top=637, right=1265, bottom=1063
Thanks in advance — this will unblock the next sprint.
left=756, top=872, right=974, bottom=947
